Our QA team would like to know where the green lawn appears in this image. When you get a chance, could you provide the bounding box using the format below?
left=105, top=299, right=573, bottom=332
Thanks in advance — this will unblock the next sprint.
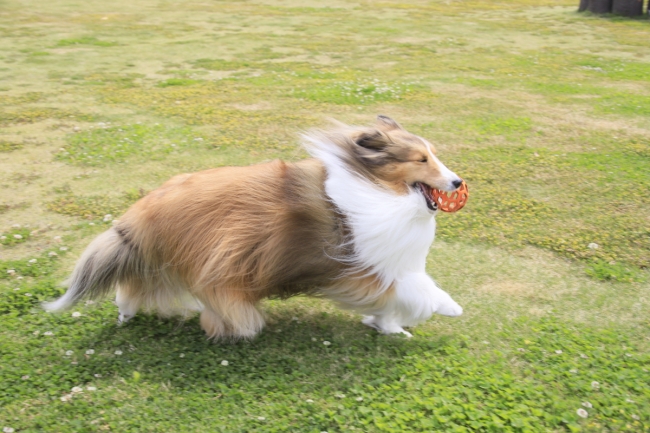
left=1, top=0, right=648, bottom=431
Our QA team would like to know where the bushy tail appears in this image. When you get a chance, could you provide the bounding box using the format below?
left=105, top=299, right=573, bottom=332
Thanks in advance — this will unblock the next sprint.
left=43, top=227, right=141, bottom=312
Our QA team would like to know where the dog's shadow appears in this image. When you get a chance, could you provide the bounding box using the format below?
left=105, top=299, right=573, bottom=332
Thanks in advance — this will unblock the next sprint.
left=70, top=304, right=458, bottom=394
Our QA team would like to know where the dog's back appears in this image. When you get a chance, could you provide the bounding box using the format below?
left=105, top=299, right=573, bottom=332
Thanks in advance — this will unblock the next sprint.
left=46, top=159, right=346, bottom=337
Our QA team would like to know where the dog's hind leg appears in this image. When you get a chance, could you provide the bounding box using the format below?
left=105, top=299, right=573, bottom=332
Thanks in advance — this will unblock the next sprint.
left=115, top=283, right=143, bottom=325
left=200, top=307, right=227, bottom=339
left=198, top=290, right=265, bottom=340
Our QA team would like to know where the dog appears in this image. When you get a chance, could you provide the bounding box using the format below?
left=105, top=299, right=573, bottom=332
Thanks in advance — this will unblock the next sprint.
left=44, top=115, right=463, bottom=339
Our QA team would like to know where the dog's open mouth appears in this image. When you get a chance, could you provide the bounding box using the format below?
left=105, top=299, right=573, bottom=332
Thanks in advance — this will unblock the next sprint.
left=415, top=182, right=437, bottom=211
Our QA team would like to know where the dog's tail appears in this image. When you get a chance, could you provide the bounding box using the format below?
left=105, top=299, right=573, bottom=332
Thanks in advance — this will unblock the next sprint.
left=43, top=227, right=143, bottom=312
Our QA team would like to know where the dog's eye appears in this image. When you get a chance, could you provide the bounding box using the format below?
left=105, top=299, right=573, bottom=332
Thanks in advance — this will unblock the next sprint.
left=419, top=157, right=428, bottom=163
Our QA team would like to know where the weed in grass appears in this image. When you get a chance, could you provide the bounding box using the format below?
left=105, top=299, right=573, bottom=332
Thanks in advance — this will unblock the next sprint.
left=193, top=58, right=252, bottom=71
left=157, top=78, right=204, bottom=87
left=0, top=141, right=23, bottom=152
left=297, top=78, right=417, bottom=105
left=47, top=188, right=146, bottom=220
left=585, top=260, right=643, bottom=283
left=55, top=36, right=118, bottom=47
left=0, top=227, right=30, bottom=247
left=0, top=202, right=29, bottom=215
left=58, top=123, right=210, bottom=166
left=0, top=108, right=96, bottom=126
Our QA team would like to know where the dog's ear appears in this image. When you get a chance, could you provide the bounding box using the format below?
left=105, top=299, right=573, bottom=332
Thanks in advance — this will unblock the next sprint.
left=353, top=129, right=389, bottom=151
left=376, top=115, right=403, bottom=131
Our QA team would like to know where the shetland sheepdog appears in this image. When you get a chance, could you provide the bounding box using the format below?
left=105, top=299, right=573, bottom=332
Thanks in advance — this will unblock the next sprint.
left=44, top=115, right=463, bottom=339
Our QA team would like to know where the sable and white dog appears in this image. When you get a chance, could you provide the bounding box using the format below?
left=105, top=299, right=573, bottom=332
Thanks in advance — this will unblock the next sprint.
left=44, top=116, right=463, bottom=339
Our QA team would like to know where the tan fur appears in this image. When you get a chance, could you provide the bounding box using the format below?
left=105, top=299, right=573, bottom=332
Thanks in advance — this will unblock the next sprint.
left=45, top=116, right=459, bottom=339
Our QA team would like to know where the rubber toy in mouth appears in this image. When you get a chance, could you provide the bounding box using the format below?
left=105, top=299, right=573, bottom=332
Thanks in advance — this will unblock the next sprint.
left=431, top=181, right=469, bottom=212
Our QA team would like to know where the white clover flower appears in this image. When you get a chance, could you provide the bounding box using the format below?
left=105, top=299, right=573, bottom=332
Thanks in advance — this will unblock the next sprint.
left=356, top=397, right=364, bottom=402
left=555, top=350, right=563, bottom=354
left=60, top=247, right=68, bottom=251
left=86, top=349, right=95, bottom=355
left=28, top=259, right=37, bottom=263
left=71, top=361, right=78, bottom=365
left=7, top=270, right=15, bottom=275
left=3, top=427, right=15, bottom=433
left=323, top=341, right=331, bottom=346
left=72, top=312, right=81, bottom=317
left=24, top=293, right=32, bottom=297
left=33, top=330, right=39, bottom=335
left=576, top=408, right=588, bottom=418
left=257, top=417, right=265, bottom=421
left=311, top=337, right=317, bottom=342
left=588, top=243, right=598, bottom=250
left=48, top=251, right=58, bottom=257
left=13, top=234, right=23, bottom=240
left=114, top=350, right=123, bottom=355
left=71, top=386, right=83, bottom=393
left=103, top=214, right=113, bottom=222
left=53, top=236, right=62, bottom=242
left=569, top=369, right=578, bottom=374
left=12, top=224, right=20, bottom=229
left=221, top=360, right=228, bottom=366
left=87, top=386, right=97, bottom=391
left=335, top=394, right=345, bottom=399
left=60, top=394, right=72, bottom=402
left=591, top=381, right=600, bottom=390
left=43, top=331, right=54, bottom=336
left=13, top=287, right=19, bottom=291
left=179, top=353, right=185, bottom=358
left=582, top=401, right=593, bottom=408
left=626, top=399, right=635, bottom=403
left=21, top=375, right=29, bottom=380
left=305, top=399, right=314, bottom=403
left=65, top=350, right=74, bottom=356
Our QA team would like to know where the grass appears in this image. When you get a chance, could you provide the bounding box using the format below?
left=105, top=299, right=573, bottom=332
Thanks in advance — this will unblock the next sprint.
left=1, top=0, right=649, bottom=431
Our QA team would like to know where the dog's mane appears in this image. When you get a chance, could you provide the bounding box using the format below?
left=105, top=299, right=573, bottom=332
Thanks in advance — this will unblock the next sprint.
left=302, top=125, right=437, bottom=291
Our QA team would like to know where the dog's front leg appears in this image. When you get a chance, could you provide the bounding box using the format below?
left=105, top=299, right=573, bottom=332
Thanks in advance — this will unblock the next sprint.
left=362, top=314, right=413, bottom=337
left=362, top=273, right=462, bottom=337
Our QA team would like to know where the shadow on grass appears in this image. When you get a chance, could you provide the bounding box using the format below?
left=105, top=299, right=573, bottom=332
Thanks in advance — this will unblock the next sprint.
left=65, top=308, right=458, bottom=396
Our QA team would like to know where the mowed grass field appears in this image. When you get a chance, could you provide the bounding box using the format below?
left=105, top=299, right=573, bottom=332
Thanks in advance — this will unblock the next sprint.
left=1, top=0, right=649, bottom=431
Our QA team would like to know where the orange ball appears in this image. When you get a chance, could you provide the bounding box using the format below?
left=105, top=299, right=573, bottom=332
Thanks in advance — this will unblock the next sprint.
left=431, top=181, right=469, bottom=212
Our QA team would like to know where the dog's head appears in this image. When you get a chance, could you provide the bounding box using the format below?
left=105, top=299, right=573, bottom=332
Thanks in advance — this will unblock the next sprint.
left=323, top=115, right=462, bottom=212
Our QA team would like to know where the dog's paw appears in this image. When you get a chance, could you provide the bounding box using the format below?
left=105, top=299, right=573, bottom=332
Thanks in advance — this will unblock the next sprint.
left=435, top=299, right=463, bottom=317
left=117, top=313, right=134, bottom=325
left=362, top=316, right=412, bottom=337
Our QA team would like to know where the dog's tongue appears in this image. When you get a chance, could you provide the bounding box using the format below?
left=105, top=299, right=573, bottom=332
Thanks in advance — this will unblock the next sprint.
left=431, top=181, right=469, bottom=213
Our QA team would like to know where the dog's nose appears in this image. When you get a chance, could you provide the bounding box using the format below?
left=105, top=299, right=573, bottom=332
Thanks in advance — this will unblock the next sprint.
left=452, top=179, right=463, bottom=189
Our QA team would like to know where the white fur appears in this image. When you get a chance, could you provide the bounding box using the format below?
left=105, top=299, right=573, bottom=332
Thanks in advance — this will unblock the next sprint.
left=304, top=134, right=462, bottom=336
